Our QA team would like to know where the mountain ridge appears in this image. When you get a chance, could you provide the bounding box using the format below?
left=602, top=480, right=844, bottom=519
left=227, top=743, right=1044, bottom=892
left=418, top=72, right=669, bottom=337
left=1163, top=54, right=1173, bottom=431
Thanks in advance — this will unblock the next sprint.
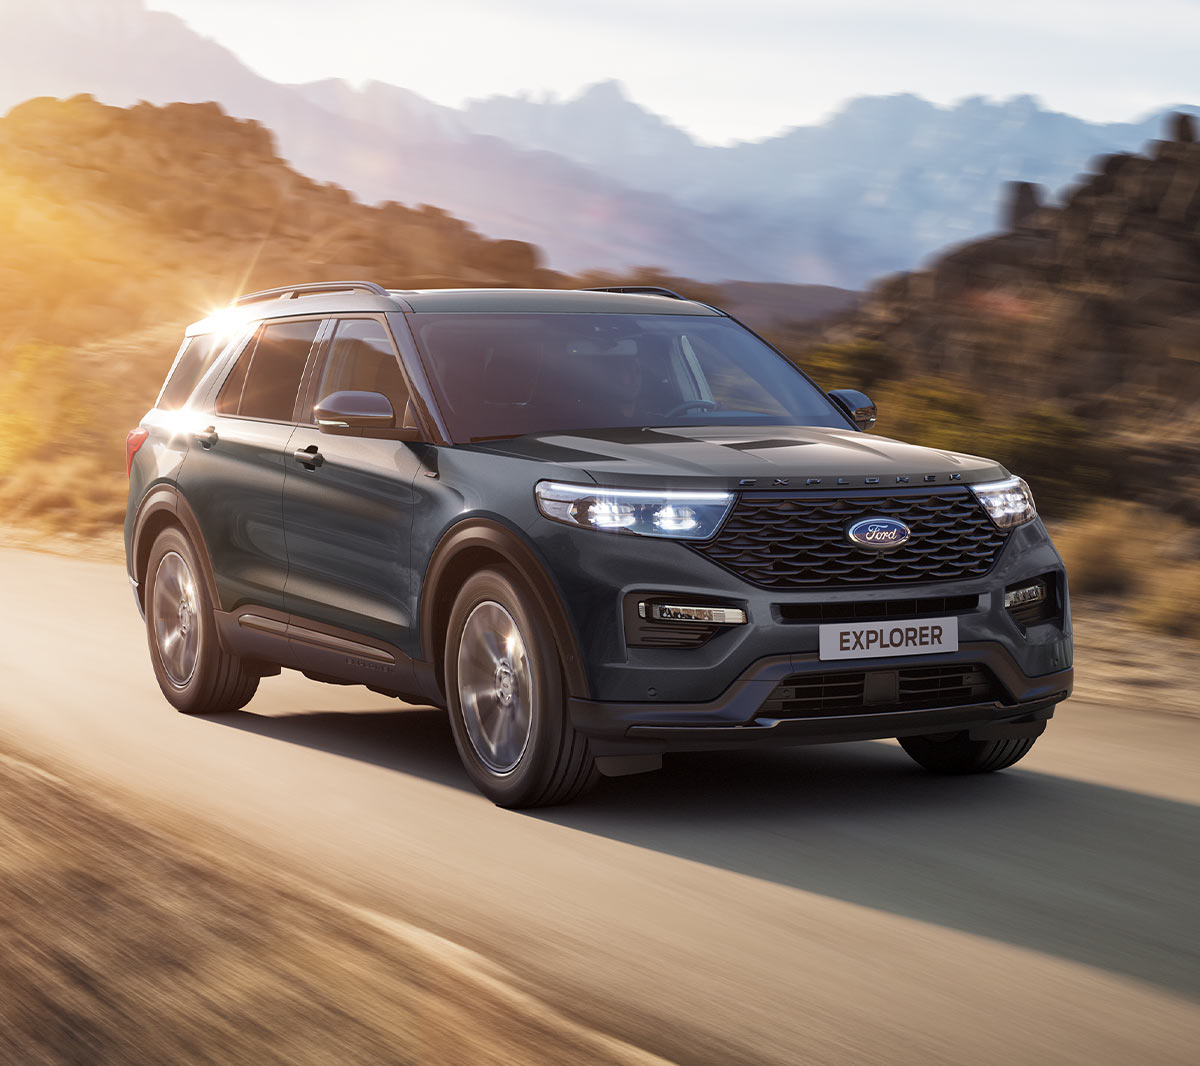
left=2, top=0, right=1197, bottom=286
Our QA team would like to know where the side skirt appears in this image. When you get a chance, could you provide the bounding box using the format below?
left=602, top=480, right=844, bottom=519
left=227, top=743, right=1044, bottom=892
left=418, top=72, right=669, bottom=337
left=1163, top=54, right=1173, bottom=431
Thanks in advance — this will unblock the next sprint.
left=214, top=606, right=441, bottom=706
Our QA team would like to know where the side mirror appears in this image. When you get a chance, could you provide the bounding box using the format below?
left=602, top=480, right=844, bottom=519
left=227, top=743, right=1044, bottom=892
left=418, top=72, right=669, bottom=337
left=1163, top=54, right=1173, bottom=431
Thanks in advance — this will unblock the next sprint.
left=315, top=390, right=395, bottom=430
left=828, top=389, right=877, bottom=431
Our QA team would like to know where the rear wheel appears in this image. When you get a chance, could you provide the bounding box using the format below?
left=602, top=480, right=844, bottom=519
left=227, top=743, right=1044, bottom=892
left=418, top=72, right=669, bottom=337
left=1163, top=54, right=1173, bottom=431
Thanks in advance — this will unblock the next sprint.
left=444, top=566, right=596, bottom=807
left=898, top=731, right=1037, bottom=774
left=144, top=527, right=259, bottom=715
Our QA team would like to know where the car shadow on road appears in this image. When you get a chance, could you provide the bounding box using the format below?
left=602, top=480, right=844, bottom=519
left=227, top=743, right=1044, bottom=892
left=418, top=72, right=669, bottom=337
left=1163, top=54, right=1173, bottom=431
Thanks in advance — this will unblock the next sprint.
left=210, top=703, right=1199, bottom=1002
left=215, top=705, right=472, bottom=792
left=545, top=740, right=1200, bottom=1002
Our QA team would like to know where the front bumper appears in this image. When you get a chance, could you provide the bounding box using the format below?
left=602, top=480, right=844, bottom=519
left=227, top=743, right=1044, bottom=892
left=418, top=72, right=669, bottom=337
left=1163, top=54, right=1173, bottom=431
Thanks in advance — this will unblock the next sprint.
left=569, top=646, right=1071, bottom=756
left=538, top=514, right=1072, bottom=705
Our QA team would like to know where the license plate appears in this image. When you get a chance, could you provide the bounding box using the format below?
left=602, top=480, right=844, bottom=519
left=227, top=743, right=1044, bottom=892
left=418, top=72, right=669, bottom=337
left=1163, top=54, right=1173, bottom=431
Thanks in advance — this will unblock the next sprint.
left=819, top=616, right=958, bottom=661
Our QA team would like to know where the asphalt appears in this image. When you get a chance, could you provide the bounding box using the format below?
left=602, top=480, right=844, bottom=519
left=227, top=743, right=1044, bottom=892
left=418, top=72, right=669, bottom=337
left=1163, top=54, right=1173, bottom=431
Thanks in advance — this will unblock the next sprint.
left=1, top=546, right=1197, bottom=1065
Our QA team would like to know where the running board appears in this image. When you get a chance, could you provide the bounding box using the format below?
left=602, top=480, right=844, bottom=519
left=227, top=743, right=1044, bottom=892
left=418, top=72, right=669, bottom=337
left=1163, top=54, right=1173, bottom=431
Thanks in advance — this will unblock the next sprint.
left=238, top=614, right=395, bottom=664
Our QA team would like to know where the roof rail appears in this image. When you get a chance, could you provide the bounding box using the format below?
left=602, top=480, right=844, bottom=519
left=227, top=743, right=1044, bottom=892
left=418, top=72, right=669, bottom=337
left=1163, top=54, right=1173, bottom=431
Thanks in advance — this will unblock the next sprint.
left=581, top=285, right=687, bottom=300
left=235, top=281, right=390, bottom=306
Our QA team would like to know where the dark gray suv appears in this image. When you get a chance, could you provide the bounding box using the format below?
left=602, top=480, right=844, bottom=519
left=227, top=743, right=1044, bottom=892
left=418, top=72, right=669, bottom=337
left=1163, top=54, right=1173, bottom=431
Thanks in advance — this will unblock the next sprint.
left=125, top=282, right=1073, bottom=806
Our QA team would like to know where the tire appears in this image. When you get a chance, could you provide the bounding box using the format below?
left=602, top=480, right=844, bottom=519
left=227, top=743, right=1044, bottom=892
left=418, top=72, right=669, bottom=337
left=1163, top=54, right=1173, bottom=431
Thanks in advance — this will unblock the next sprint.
left=444, top=566, right=597, bottom=808
left=144, top=526, right=259, bottom=715
left=898, top=731, right=1037, bottom=775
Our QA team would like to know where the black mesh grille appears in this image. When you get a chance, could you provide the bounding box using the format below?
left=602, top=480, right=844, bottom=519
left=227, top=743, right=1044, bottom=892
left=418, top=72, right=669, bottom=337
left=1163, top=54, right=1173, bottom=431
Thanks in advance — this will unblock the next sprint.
left=695, top=490, right=1007, bottom=589
left=757, top=664, right=1004, bottom=719
left=776, top=594, right=978, bottom=624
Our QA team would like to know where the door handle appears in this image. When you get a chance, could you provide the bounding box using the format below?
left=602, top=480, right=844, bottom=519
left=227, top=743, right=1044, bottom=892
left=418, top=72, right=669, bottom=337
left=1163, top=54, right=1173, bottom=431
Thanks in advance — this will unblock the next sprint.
left=293, top=445, right=324, bottom=469
left=194, top=426, right=218, bottom=448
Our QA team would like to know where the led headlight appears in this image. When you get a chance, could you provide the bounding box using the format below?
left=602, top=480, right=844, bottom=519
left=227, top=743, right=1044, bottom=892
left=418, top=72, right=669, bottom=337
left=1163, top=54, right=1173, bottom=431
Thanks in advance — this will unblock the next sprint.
left=535, top=481, right=735, bottom=540
left=971, top=476, right=1037, bottom=530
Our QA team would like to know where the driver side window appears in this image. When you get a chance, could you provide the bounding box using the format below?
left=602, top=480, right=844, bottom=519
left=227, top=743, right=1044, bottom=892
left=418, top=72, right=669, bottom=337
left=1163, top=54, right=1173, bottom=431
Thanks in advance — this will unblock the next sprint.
left=313, top=318, right=411, bottom=425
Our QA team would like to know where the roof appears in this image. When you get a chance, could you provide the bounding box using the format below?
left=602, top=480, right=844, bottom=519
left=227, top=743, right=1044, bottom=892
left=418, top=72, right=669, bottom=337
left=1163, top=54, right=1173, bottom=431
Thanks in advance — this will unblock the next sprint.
left=186, top=286, right=723, bottom=334
left=390, top=288, right=722, bottom=316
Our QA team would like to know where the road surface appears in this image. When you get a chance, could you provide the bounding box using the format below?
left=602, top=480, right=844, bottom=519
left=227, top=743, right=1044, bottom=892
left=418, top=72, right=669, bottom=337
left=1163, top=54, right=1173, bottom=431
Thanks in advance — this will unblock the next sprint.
left=1, top=546, right=1197, bottom=1064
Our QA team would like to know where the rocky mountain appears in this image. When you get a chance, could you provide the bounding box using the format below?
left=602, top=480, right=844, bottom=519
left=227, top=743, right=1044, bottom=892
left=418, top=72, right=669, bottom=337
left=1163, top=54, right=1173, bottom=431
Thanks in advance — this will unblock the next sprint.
left=4, top=0, right=1199, bottom=288
left=0, top=94, right=562, bottom=351
left=0, top=0, right=755, bottom=281
left=459, top=86, right=1200, bottom=285
left=461, top=80, right=699, bottom=192
left=804, top=112, right=1200, bottom=521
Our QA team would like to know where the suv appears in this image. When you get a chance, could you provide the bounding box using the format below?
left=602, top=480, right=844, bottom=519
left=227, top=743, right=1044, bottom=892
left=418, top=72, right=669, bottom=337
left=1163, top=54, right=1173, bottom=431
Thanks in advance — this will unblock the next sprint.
left=125, top=281, right=1073, bottom=807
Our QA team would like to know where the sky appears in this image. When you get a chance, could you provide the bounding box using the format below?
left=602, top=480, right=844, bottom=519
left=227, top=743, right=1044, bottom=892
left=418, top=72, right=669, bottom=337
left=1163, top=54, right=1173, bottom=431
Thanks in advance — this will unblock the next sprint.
left=144, top=0, right=1200, bottom=144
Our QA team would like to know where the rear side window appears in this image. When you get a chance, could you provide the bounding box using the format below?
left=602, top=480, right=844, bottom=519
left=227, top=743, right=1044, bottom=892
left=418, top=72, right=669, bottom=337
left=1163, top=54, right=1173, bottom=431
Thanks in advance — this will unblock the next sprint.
left=217, top=320, right=320, bottom=421
left=311, top=318, right=409, bottom=423
left=158, top=334, right=223, bottom=410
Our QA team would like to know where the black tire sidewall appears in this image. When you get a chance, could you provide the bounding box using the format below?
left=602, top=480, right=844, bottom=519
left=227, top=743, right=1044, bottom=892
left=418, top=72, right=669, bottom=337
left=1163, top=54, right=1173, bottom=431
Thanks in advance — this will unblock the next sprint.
left=144, top=527, right=223, bottom=714
left=444, top=566, right=567, bottom=806
left=899, top=732, right=1035, bottom=774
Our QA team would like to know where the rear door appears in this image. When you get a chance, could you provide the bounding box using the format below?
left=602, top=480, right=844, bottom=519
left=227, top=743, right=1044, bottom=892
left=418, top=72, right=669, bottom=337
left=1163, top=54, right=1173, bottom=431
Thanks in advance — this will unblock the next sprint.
left=178, top=317, right=323, bottom=613
left=283, top=316, right=424, bottom=667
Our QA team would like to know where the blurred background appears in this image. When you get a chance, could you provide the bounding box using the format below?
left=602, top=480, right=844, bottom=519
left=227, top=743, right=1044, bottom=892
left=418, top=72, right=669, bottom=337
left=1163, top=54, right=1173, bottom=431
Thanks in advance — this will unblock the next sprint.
left=1, top=1, right=1198, bottom=635
left=1, top=4, right=1198, bottom=1065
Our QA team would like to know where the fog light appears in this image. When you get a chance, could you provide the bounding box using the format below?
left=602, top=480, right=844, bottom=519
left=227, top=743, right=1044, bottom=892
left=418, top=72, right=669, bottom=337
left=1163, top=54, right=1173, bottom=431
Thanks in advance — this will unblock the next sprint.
left=638, top=602, right=747, bottom=625
left=1004, top=581, right=1046, bottom=610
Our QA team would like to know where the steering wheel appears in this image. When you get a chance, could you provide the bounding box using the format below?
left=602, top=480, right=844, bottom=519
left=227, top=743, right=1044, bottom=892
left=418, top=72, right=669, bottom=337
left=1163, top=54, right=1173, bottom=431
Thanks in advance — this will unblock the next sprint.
left=664, top=399, right=718, bottom=418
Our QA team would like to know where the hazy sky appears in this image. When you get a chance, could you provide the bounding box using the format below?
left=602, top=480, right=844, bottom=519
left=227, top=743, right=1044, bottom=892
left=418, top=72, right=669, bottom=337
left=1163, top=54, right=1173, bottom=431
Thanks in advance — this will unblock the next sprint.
left=146, top=0, right=1200, bottom=144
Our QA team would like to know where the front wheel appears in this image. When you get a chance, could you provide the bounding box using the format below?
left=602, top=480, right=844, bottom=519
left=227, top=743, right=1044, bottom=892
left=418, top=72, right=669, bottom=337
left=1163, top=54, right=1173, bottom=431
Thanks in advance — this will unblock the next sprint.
left=444, top=566, right=596, bottom=807
left=898, top=731, right=1037, bottom=774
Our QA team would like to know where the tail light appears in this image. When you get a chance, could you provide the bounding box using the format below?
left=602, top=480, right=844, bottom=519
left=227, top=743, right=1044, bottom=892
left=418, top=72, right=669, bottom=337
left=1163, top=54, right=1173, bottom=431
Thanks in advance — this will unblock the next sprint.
left=126, top=427, right=149, bottom=477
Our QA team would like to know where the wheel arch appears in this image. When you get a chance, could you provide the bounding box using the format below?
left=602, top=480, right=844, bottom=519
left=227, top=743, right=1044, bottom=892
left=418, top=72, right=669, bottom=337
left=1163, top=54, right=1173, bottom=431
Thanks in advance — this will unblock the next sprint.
left=132, top=485, right=221, bottom=617
left=420, top=519, right=590, bottom=702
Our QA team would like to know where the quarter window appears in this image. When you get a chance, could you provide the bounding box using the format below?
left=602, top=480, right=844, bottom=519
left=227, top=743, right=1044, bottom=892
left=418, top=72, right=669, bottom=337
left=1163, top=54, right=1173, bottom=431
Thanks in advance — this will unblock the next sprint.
left=158, top=334, right=224, bottom=411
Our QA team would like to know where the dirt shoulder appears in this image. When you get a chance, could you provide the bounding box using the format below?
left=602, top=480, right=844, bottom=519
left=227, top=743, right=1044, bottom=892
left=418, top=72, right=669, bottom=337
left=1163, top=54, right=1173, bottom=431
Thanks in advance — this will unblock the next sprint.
left=1071, top=607, right=1200, bottom=719
left=0, top=750, right=671, bottom=1066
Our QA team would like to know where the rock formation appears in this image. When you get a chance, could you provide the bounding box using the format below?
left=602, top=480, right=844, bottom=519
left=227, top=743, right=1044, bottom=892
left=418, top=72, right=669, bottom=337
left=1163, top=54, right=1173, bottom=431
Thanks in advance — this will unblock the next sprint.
left=820, top=113, right=1200, bottom=520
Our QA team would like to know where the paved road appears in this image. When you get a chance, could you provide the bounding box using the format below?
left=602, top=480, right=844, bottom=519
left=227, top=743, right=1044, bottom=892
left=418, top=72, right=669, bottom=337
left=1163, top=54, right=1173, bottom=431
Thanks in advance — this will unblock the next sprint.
left=1, top=546, right=1197, bottom=1064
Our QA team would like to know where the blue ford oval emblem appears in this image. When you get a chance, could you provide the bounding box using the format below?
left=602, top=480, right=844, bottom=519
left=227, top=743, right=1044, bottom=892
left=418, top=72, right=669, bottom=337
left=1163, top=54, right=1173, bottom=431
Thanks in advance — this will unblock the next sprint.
left=847, top=517, right=911, bottom=551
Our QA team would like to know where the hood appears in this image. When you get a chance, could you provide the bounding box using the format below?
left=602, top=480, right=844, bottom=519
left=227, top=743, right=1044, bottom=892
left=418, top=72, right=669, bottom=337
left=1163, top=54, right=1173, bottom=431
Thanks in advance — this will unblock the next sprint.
left=470, top=425, right=1007, bottom=490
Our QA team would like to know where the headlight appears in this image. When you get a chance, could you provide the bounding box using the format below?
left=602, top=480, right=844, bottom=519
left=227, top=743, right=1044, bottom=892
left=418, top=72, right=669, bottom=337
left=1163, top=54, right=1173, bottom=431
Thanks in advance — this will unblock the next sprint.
left=971, top=476, right=1037, bottom=529
left=535, top=481, right=735, bottom=540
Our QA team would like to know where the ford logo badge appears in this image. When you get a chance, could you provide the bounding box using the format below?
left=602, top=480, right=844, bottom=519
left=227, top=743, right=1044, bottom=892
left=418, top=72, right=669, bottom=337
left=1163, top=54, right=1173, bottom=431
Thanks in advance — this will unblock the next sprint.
left=846, top=517, right=911, bottom=551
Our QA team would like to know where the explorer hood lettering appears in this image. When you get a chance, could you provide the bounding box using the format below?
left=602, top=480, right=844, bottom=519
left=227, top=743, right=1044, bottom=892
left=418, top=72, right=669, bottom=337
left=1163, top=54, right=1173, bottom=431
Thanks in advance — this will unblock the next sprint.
left=471, top=425, right=1006, bottom=489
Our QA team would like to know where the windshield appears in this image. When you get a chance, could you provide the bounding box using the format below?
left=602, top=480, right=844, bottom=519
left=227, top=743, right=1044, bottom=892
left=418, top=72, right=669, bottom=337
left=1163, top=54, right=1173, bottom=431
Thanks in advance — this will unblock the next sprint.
left=409, top=313, right=846, bottom=441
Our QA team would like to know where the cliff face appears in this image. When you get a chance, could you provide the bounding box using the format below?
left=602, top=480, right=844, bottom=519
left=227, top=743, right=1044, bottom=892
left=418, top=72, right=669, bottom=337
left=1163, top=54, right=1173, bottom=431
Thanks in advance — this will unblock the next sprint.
left=819, top=113, right=1200, bottom=519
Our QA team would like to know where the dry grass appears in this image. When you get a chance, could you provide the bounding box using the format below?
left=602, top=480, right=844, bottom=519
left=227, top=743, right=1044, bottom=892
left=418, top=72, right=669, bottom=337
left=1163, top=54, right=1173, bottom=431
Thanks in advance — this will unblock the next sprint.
left=1054, top=503, right=1200, bottom=638
left=0, top=459, right=126, bottom=537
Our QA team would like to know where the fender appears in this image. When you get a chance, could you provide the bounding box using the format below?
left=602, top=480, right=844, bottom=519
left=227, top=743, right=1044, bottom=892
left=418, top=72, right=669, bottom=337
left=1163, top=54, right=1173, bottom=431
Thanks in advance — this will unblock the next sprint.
left=420, top=518, right=591, bottom=700
left=131, top=484, right=223, bottom=618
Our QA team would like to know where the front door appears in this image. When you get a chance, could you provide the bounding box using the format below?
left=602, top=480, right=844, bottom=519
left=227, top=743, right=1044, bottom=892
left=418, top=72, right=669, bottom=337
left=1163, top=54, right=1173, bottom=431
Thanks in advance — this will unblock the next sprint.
left=283, top=316, right=424, bottom=673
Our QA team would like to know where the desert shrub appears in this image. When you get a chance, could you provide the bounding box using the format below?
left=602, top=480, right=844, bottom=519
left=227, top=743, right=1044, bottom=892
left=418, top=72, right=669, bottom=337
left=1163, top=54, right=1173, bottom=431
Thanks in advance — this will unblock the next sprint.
left=1052, top=503, right=1149, bottom=596
left=1129, top=564, right=1200, bottom=639
left=0, top=344, right=125, bottom=461
left=0, top=455, right=126, bottom=535
left=782, top=340, right=900, bottom=392
left=1053, top=502, right=1200, bottom=637
left=0, top=344, right=129, bottom=534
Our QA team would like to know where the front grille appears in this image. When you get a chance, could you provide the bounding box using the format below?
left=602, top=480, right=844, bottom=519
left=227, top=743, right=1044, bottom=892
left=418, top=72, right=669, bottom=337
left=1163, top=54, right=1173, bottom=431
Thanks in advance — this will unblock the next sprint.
left=777, top=594, right=978, bottom=624
left=695, top=490, right=1007, bottom=589
left=757, top=664, right=1004, bottom=719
